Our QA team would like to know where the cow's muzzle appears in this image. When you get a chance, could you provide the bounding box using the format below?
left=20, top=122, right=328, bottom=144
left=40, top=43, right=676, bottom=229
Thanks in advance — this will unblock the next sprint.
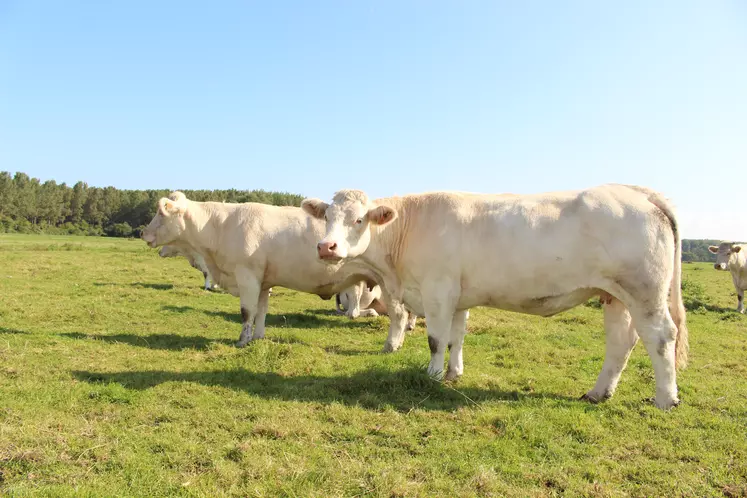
left=142, top=233, right=157, bottom=248
left=317, top=241, right=342, bottom=262
left=714, top=263, right=727, bottom=271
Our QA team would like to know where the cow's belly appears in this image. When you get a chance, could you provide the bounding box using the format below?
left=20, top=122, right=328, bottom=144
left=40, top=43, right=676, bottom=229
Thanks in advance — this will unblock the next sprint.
left=478, top=288, right=599, bottom=317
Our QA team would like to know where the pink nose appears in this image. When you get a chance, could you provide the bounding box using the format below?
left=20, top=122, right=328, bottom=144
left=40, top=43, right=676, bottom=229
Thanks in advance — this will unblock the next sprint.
left=317, top=241, right=338, bottom=258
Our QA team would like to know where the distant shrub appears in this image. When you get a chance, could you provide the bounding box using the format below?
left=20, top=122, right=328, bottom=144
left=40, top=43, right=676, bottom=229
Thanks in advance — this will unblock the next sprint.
left=106, top=222, right=133, bottom=238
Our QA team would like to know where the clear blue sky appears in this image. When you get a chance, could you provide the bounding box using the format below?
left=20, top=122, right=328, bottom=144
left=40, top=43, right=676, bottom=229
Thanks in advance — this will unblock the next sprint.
left=1, top=1, right=745, bottom=239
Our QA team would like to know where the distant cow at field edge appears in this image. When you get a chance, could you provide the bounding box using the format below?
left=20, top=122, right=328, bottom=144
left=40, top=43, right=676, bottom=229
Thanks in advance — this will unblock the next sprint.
left=709, top=242, right=746, bottom=313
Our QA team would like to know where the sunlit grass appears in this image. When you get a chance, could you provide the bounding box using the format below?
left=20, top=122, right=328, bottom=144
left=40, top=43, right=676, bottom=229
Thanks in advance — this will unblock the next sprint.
left=1, top=234, right=745, bottom=496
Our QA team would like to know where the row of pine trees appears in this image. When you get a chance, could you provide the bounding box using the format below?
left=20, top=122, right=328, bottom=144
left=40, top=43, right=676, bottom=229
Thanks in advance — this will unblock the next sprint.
left=0, top=171, right=303, bottom=237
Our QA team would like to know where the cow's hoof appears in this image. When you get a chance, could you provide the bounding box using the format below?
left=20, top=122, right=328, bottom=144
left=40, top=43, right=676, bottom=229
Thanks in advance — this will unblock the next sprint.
left=427, top=368, right=444, bottom=381
left=235, top=339, right=250, bottom=348
left=653, top=396, right=680, bottom=410
left=444, top=368, right=462, bottom=382
left=580, top=391, right=611, bottom=404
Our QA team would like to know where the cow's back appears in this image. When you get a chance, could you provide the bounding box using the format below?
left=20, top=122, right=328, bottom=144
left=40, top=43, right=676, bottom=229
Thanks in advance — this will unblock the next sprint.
left=203, top=203, right=362, bottom=295
left=383, top=185, right=672, bottom=313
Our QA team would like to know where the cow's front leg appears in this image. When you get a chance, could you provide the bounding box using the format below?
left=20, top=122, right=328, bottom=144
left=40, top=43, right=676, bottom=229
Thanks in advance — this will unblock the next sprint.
left=383, top=299, right=408, bottom=352
left=405, top=312, right=417, bottom=331
left=738, top=289, right=744, bottom=313
left=235, top=271, right=262, bottom=347
left=422, top=291, right=458, bottom=379
left=345, top=282, right=365, bottom=319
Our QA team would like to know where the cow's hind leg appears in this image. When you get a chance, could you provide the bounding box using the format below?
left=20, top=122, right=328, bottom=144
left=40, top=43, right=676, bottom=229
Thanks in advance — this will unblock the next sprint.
left=445, top=310, right=469, bottom=381
left=631, top=305, right=680, bottom=409
left=235, top=271, right=262, bottom=347
left=737, top=288, right=744, bottom=313
left=252, top=289, right=271, bottom=340
left=583, top=298, right=638, bottom=403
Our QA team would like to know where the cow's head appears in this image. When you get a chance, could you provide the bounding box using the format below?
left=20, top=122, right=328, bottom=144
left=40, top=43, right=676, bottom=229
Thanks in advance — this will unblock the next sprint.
left=141, top=192, right=188, bottom=248
left=709, top=242, right=742, bottom=270
left=301, top=189, right=397, bottom=263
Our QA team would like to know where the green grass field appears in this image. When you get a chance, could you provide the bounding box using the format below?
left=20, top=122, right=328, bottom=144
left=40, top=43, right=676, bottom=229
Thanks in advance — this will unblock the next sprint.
left=1, top=234, right=745, bottom=497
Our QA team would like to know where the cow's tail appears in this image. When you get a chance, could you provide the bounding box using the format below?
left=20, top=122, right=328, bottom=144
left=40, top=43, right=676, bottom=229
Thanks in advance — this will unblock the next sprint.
left=626, top=185, right=689, bottom=369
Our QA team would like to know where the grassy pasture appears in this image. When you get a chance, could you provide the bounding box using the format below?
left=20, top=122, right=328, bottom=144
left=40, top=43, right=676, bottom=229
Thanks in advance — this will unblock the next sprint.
left=0, top=234, right=745, bottom=497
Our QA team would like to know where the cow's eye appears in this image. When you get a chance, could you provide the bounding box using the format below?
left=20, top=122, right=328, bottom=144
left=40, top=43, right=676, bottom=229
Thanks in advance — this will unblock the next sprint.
left=324, top=215, right=327, bottom=221
left=355, top=218, right=363, bottom=225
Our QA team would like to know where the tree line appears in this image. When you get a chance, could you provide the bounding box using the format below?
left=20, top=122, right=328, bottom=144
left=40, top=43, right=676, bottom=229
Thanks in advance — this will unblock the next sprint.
left=0, top=171, right=304, bottom=238
left=0, top=171, right=736, bottom=261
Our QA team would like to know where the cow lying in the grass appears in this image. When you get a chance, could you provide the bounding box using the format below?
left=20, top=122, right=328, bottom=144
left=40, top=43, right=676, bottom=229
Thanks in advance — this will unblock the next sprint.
left=336, top=281, right=418, bottom=330
left=302, top=184, right=689, bottom=410
left=141, top=192, right=409, bottom=349
left=709, top=242, right=747, bottom=313
left=159, top=244, right=218, bottom=291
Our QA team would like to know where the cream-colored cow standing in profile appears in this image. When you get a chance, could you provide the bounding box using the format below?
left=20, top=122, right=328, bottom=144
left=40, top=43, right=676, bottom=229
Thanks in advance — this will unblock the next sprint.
left=141, top=192, right=410, bottom=350
left=709, top=242, right=747, bottom=313
left=302, top=184, right=689, bottom=410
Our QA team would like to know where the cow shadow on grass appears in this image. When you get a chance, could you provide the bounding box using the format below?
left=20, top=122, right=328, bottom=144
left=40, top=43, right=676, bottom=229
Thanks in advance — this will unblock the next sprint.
left=684, top=299, right=739, bottom=314
left=93, top=282, right=174, bottom=291
left=161, top=305, right=381, bottom=330
left=71, top=365, right=579, bottom=412
left=60, top=332, right=234, bottom=351
left=0, top=327, right=28, bottom=335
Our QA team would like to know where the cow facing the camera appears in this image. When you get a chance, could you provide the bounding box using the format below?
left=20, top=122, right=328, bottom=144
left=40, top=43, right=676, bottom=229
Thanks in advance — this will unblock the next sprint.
left=709, top=242, right=747, bottom=313
left=302, top=184, right=688, bottom=410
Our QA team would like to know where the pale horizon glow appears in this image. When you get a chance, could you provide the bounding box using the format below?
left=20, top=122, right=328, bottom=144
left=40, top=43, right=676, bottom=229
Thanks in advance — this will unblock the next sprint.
left=1, top=1, right=745, bottom=241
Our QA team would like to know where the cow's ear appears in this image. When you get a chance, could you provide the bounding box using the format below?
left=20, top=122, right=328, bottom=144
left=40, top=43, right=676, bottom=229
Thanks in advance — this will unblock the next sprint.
left=732, top=245, right=742, bottom=253
left=158, top=198, right=176, bottom=216
left=301, top=198, right=329, bottom=219
left=708, top=246, right=719, bottom=254
left=367, top=205, right=397, bottom=226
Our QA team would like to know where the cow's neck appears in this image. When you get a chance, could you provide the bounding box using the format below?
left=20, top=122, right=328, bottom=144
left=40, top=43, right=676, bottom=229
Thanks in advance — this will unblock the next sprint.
left=361, top=197, right=412, bottom=298
left=182, top=201, right=220, bottom=253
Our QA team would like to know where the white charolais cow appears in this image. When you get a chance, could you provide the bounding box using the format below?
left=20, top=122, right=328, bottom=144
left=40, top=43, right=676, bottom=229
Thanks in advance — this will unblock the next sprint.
left=336, top=281, right=418, bottom=330
left=302, top=184, right=689, bottom=410
left=141, top=192, right=407, bottom=349
left=709, top=242, right=747, bottom=313
left=159, top=244, right=218, bottom=291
